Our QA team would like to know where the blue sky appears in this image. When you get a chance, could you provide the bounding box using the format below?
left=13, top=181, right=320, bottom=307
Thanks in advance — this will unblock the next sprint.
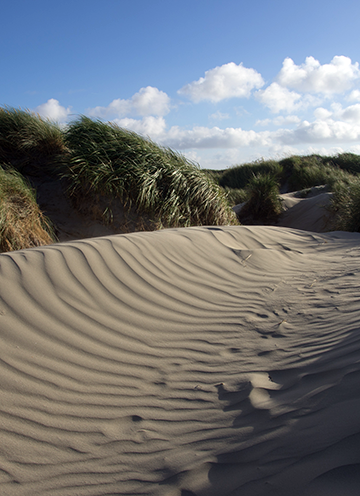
left=2, top=0, right=360, bottom=169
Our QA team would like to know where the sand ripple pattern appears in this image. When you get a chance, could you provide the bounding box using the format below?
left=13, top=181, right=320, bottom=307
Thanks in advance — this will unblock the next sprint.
left=1, top=226, right=360, bottom=495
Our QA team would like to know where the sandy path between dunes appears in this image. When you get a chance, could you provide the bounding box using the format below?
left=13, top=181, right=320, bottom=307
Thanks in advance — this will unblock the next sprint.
left=0, top=225, right=360, bottom=496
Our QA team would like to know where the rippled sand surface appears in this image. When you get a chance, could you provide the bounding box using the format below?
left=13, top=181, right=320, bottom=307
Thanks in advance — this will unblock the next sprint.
left=1, top=225, right=360, bottom=495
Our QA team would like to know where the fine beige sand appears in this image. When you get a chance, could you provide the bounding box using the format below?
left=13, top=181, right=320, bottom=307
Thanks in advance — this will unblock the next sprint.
left=277, top=189, right=334, bottom=233
left=1, top=224, right=360, bottom=496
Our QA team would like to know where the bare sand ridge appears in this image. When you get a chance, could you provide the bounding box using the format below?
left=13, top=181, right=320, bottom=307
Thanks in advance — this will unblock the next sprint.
left=233, top=186, right=334, bottom=233
left=277, top=189, right=334, bottom=233
left=1, top=225, right=360, bottom=495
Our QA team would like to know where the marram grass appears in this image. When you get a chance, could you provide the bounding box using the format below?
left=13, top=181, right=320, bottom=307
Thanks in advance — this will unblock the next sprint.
left=330, top=179, right=360, bottom=232
left=237, top=173, right=283, bottom=223
left=64, top=117, right=237, bottom=228
left=0, top=165, right=56, bottom=252
left=219, top=159, right=283, bottom=190
left=0, top=106, right=67, bottom=174
left=5, top=106, right=360, bottom=237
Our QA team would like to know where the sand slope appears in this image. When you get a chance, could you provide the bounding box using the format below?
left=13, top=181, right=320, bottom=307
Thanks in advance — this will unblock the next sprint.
left=1, top=225, right=360, bottom=495
left=277, top=190, right=334, bottom=233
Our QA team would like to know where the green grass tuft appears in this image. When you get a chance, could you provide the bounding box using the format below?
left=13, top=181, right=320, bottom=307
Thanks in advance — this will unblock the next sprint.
left=237, top=173, right=283, bottom=224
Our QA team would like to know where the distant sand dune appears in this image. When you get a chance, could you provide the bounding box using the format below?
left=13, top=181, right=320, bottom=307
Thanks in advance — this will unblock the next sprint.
left=1, top=226, right=360, bottom=495
left=278, top=190, right=334, bottom=232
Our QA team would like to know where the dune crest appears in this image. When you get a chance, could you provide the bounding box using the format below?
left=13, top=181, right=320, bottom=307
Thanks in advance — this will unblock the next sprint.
left=1, top=225, right=360, bottom=495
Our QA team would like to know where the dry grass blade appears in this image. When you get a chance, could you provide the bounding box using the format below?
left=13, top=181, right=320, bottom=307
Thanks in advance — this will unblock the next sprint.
left=0, top=166, right=56, bottom=252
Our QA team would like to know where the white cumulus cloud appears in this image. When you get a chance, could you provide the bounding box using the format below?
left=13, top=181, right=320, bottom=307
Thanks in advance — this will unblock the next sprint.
left=130, top=87, right=170, bottom=116
left=347, top=89, right=360, bottom=101
left=256, top=83, right=302, bottom=113
left=277, top=56, right=360, bottom=94
left=335, top=103, right=360, bottom=124
left=276, top=118, right=360, bottom=145
left=178, top=62, right=264, bottom=103
left=35, top=99, right=72, bottom=122
left=88, top=86, right=170, bottom=118
left=313, top=107, right=333, bottom=120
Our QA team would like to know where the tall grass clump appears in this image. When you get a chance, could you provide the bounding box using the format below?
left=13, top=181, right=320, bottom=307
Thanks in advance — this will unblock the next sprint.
left=0, top=165, right=56, bottom=252
left=0, top=106, right=67, bottom=175
left=237, top=173, right=283, bottom=223
left=330, top=179, right=360, bottom=232
left=64, top=117, right=237, bottom=228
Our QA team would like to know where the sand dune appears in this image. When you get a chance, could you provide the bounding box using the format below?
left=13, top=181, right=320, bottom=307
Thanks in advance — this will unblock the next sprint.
left=1, top=225, right=360, bottom=495
left=278, top=189, right=334, bottom=233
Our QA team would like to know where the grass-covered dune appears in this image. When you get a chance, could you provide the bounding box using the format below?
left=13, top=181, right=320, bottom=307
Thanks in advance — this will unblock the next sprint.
left=2, top=105, right=360, bottom=253
left=213, top=153, right=360, bottom=192
left=64, top=117, right=236, bottom=229
left=0, top=107, right=237, bottom=252
left=210, top=153, right=360, bottom=229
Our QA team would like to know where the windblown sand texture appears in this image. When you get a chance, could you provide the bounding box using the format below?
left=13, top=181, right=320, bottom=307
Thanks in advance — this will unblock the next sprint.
left=1, top=225, right=360, bottom=495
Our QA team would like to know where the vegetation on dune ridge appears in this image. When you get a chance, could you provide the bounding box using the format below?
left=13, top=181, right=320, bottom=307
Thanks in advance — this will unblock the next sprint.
left=215, top=153, right=360, bottom=192
left=0, top=106, right=67, bottom=175
left=0, top=165, right=56, bottom=252
left=0, top=108, right=237, bottom=251
left=217, top=159, right=284, bottom=191
left=63, top=117, right=237, bottom=229
left=215, top=153, right=360, bottom=231
left=2, top=105, right=360, bottom=253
